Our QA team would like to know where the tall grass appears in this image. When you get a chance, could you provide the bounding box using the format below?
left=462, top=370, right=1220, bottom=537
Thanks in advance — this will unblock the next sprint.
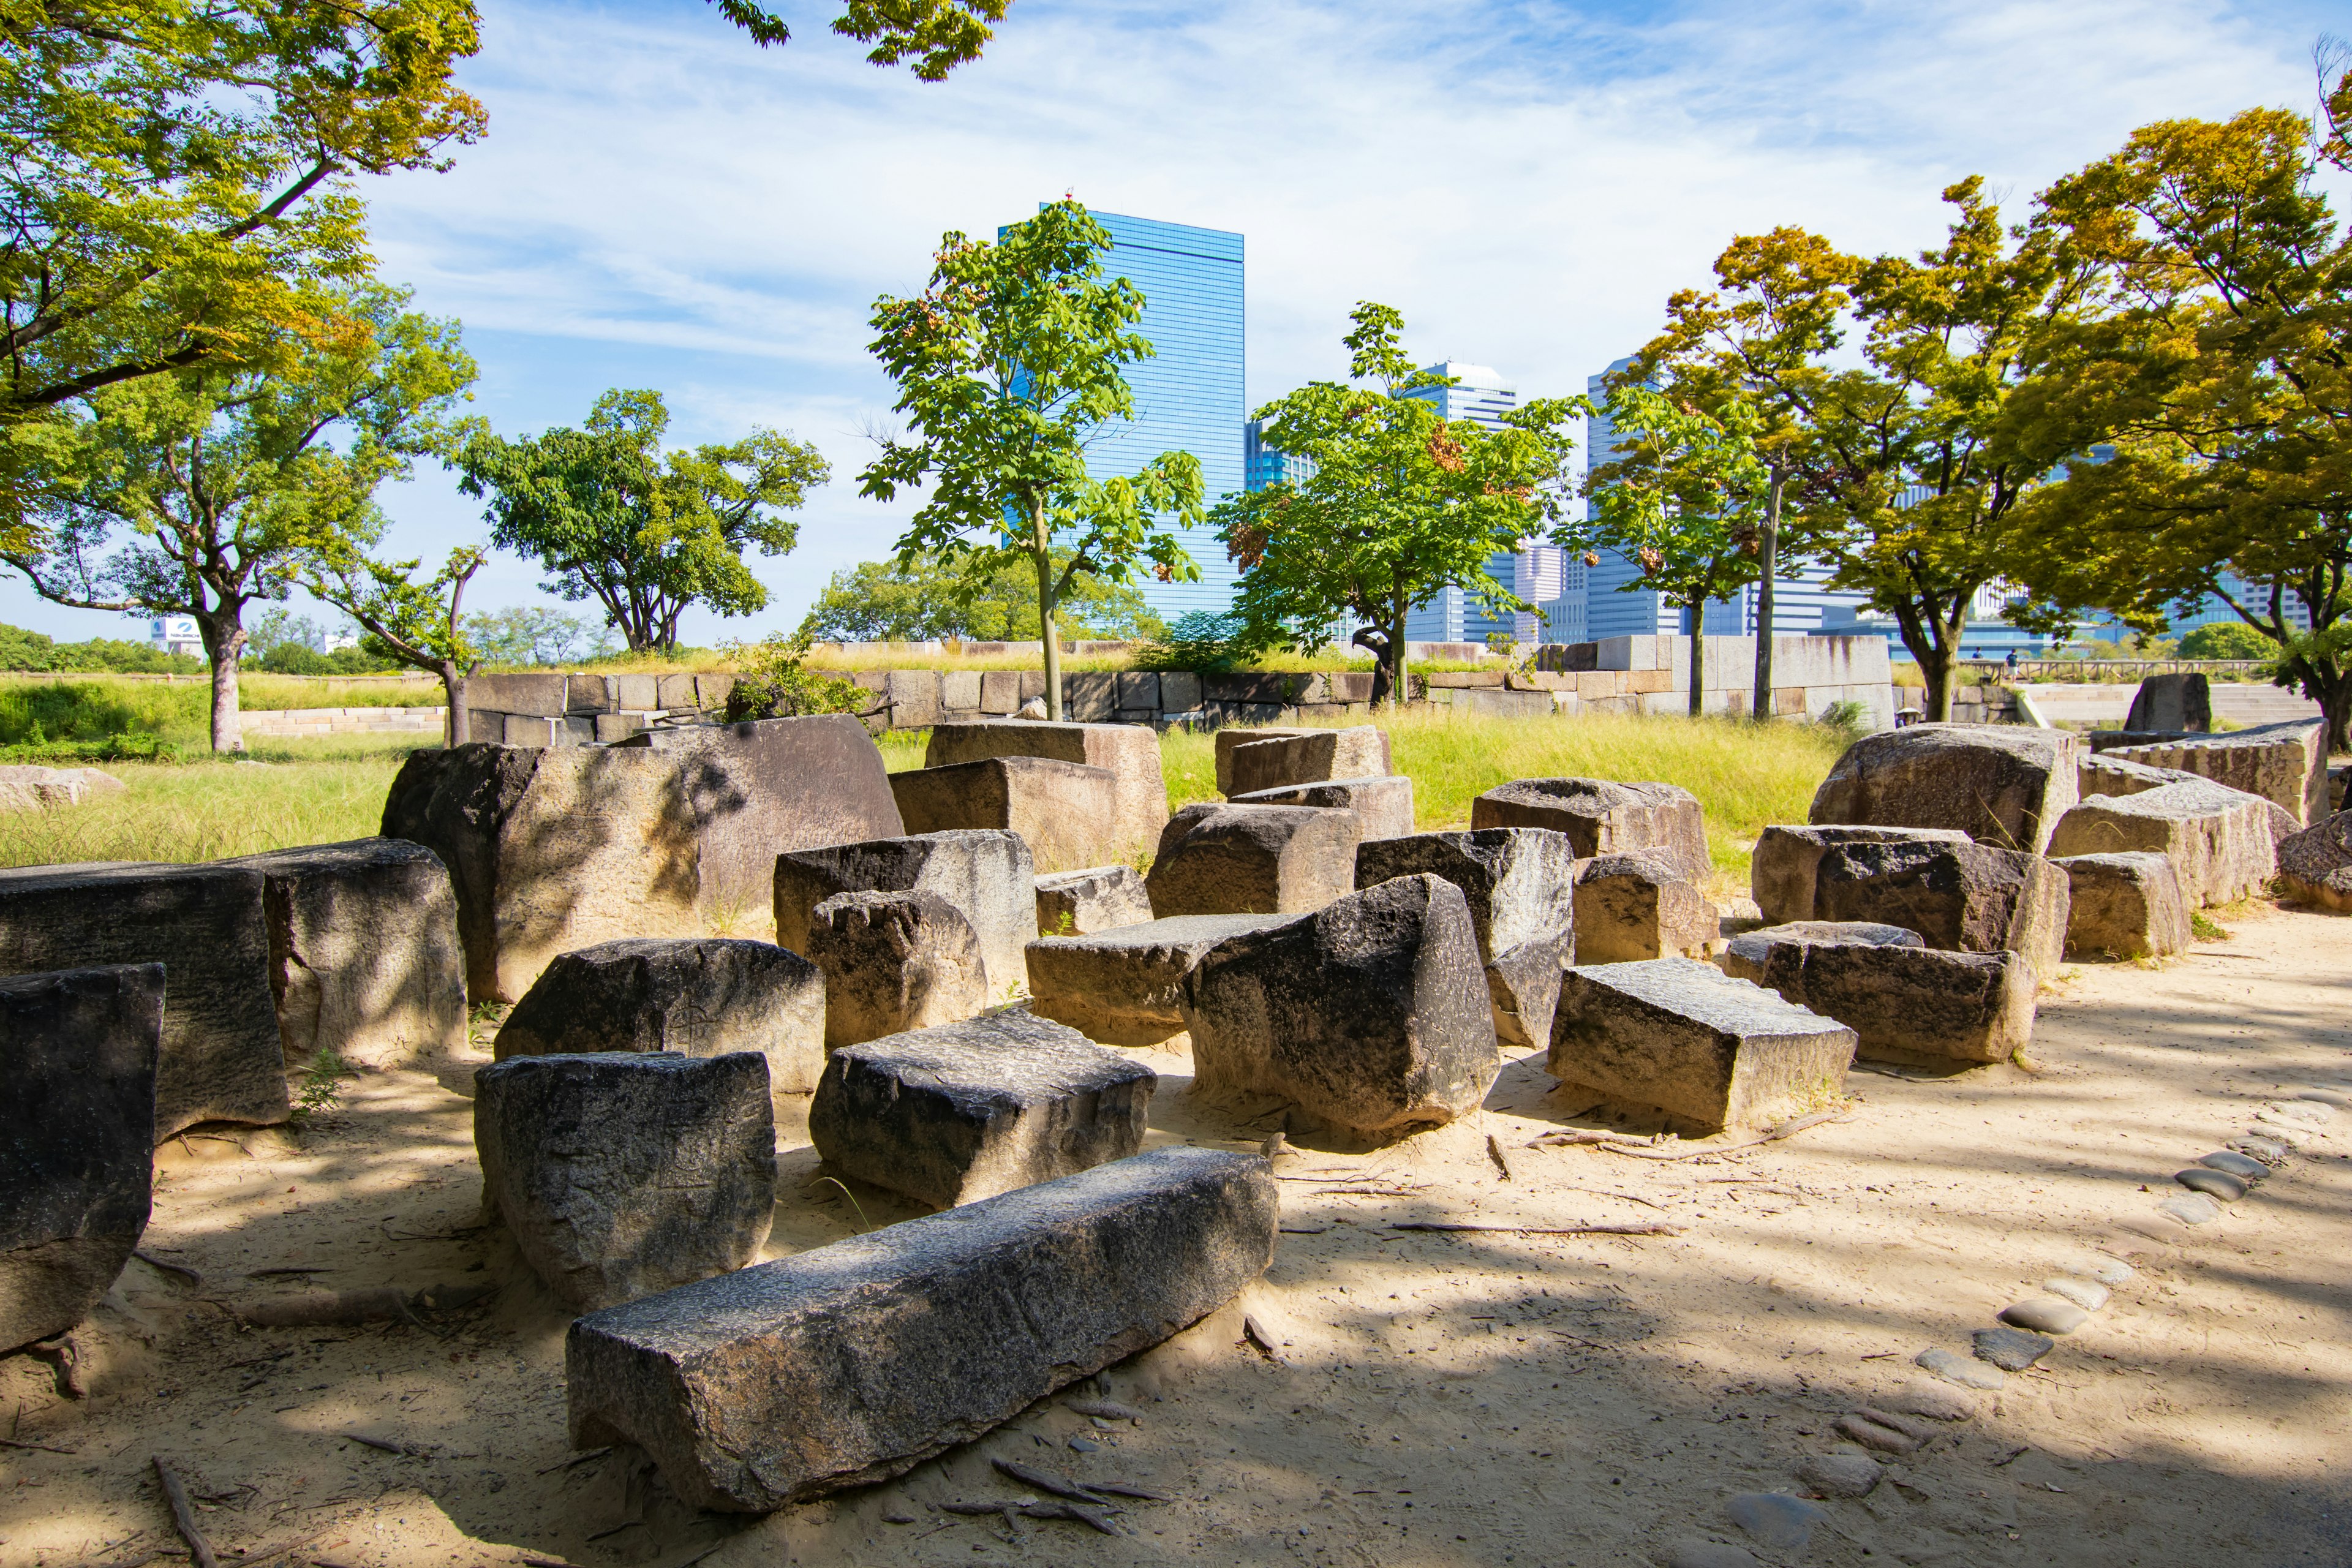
left=0, top=674, right=440, bottom=748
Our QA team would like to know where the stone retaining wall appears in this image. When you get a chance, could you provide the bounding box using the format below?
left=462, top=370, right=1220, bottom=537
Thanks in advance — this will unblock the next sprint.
left=239, top=705, right=447, bottom=737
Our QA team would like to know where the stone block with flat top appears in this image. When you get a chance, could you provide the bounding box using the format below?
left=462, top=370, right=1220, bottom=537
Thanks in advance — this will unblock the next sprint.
left=888, top=757, right=1120, bottom=872
left=2051, top=851, right=2189, bottom=959
left=1749, top=824, right=1972, bottom=926
left=805, top=891, right=987, bottom=1048
left=2092, top=718, right=2326, bottom=824
left=925, top=721, right=1168, bottom=858
left=1723, top=922, right=2034, bottom=1064
left=1033, top=865, right=1154, bottom=937
left=1027, top=913, right=1289, bottom=1046
left=1469, top=778, right=1711, bottom=884
left=1145, top=802, right=1362, bottom=918
left=2046, top=780, right=2277, bottom=908
left=774, top=831, right=1035, bottom=998
left=1225, top=726, right=1393, bottom=797
left=1354, top=828, right=1577, bottom=1050
left=1230, top=775, right=1415, bottom=841
left=1574, top=851, right=1719, bottom=965
left=0, top=964, right=162, bottom=1353
left=1212, top=727, right=1313, bottom=794
left=564, top=1146, right=1276, bottom=1511
left=1809, top=724, right=2079, bottom=853
left=1812, top=839, right=2070, bottom=978
left=1549, top=958, right=1858, bottom=1131
left=809, top=1011, right=1155, bottom=1208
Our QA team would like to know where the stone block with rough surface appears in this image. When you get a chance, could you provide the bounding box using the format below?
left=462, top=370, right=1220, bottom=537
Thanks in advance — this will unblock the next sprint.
left=2046, top=780, right=2277, bottom=908
left=475, top=1051, right=775, bottom=1312
left=2092, top=718, right=2326, bottom=824
left=1809, top=725, right=2080, bottom=853
left=1470, top=778, right=1711, bottom=884
left=2053, top=852, right=2190, bottom=960
left=810, top=1011, right=1155, bottom=1208
left=1213, top=727, right=1313, bottom=794
left=888, top=757, right=1120, bottom=873
left=492, top=937, right=827, bottom=1092
left=1226, top=727, right=1393, bottom=797
left=1354, top=828, right=1577, bottom=1050
left=1033, top=865, right=1154, bottom=937
left=1722, top=924, right=2034, bottom=1063
left=1574, top=851, right=1719, bottom=965
left=1229, top=775, right=1415, bottom=841
left=1182, top=875, right=1498, bottom=1136
left=0, top=965, right=162, bottom=1352
left=925, top=721, right=1167, bottom=858
left=0, top=862, right=286, bottom=1139
left=565, top=1146, right=1276, bottom=1511
left=2276, top=811, right=2352, bottom=911
left=774, top=831, right=1035, bottom=998
left=1812, top=840, right=2070, bottom=978
left=806, top=891, right=987, bottom=1047
left=1549, top=958, right=1858, bottom=1131
left=2126, top=673, right=2211, bottom=733
left=1147, top=802, right=1361, bottom=918
left=1027, top=913, right=1289, bottom=1046
left=1749, top=825, right=1972, bottom=926
left=221, top=838, right=466, bottom=1069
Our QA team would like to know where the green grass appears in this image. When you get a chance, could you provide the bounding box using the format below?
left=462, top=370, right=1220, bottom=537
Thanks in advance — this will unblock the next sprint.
left=0, top=674, right=440, bottom=749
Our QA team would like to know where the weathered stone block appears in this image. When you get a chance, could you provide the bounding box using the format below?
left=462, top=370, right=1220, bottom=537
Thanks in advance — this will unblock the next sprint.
left=1549, top=959, right=1858, bottom=1131
left=1226, top=726, right=1392, bottom=797
left=1354, top=829, right=1577, bottom=1050
left=1749, top=825, right=1972, bottom=926
left=475, top=1051, right=775, bottom=1312
left=978, top=671, right=1020, bottom=714
left=492, top=937, right=827, bottom=1091
left=565, top=1146, right=1275, bottom=1511
left=1027, top=913, right=1288, bottom=1046
left=1033, top=865, right=1154, bottom=937
left=1063, top=671, right=1117, bottom=722
left=2126, top=673, right=2211, bottom=733
left=2276, top=810, right=2352, bottom=911
left=806, top=891, right=987, bottom=1047
left=2091, top=719, right=2325, bottom=824
left=1182, top=875, right=1498, bottom=1136
left=1229, top=774, right=1415, bottom=840
left=221, top=839, right=466, bottom=1069
left=1810, top=725, right=2080, bottom=853
left=1813, top=840, right=2070, bottom=978
left=888, top=757, right=1119, bottom=872
left=0, top=965, right=162, bottom=1352
left=0, top=862, right=286, bottom=1139
left=2053, top=852, right=2190, bottom=960
left=1159, top=671, right=1203, bottom=713
left=1574, top=851, right=1718, bottom=965
left=810, top=1011, right=1155, bottom=1208
left=1723, top=924, right=2034, bottom=1063
left=2046, top=781, right=2278, bottom=908
left=1212, top=727, right=1313, bottom=794
left=1117, top=671, right=1160, bottom=712
left=471, top=671, right=570, bottom=717
left=926, top=720, right=1168, bottom=858
left=774, top=830, right=1035, bottom=999
left=940, top=671, right=982, bottom=711
left=1145, top=802, right=1362, bottom=918
left=1469, top=778, right=1711, bottom=883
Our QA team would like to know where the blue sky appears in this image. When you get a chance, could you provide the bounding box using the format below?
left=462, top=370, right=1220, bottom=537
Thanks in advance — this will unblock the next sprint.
left=7, top=0, right=2343, bottom=646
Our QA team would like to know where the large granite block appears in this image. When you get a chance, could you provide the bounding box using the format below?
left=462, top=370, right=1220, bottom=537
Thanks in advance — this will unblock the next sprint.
left=2053, top=852, right=2191, bottom=960
left=492, top=937, right=827, bottom=1093
left=1145, top=802, right=1362, bottom=918
left=1549, top=959, right=1858, bottom=1131
left=0, top=965, right=163, bottom=1352
left=1723, top=924, right=2034, bottom=1063
left=1749, top=825, right=1972, bottom=926
left=221, top=839, right=466, bottom=1069
left=566, top=1147, right=1276, bottom=1511
left=1469, top=778, right=1711, bottom=884
left=1212, top=727, right=1313, bottom=794
left=1226, top=726, right=1392, bottom=797
left=476, top=1051, right=775, bottom=1312
left=810, top=1011, right=1155, bottom=1208
left=0, top=862, right=286, bottom=1139
left=889, top=756, right=1119, bottom=872
left=2088, top=719, right=2325, bottom=824
left=1027, top=913, right=1289, bottom=1046
left=1182, top=875, right=1498, bottom=1136
left=774, top=831, right=1035, bottom=998
left=807, top=891, right=987, bottom=1047
left=1354, top=828, right=1578, bottom=1050
left=925, top=721, right=1168, bottom=858
left=1574, top=851, right=1719, bottom=965
left=1810, top=724, right=2080, bottom=853
left=2046, top=780, right=2277, bottom=908
left=1813, top=840, right=2070, bottom=978
left=1033, top=864, right=1154, bottom=936
left=2276, top=810, right=2352, bottom=911
left=1230, top=775, right=1415, bottom=841
left=2126, top=673, right=2211, bottom=733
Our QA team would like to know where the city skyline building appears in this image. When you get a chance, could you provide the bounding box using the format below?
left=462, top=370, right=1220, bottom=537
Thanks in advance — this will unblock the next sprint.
left=1394, top=362, right=1566, bottom=646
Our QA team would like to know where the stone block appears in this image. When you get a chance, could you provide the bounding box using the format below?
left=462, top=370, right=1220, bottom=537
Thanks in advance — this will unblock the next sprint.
left=1033, top=864, right=1154, bottom=937
left=1117, top=671, right=1160, bottom=712
left=941, top=671, right=982, bottom=711
left=567, top=674, right=617, bottom=713
left=565, top=1146, right=1273, bottom=1511
left=1549, top=958, right=1858, bottom=1131
left=2127, top=673, right=2211, bottom=733
left=1749, top=824, right=1973, bottom=925
left=1145, top=802, right=1362, bottom=918
left=978, top=671, right=1020, bottom=714
left=2054, top=853, right=2190, bottom=960
left=492, top=937, right=828, bottom=1092
left=1225, top=726, right=1392, bottom=797
left=1064, top=671, right=1117, bottom=722
left=2276, top=810, right=2352, bottom=911
left=1354, top=828, right=1577, bottom=1050
left=503, top=712, right=564, bottom=747
left=1813, top=840, right=2070, bottom=978
left=1159, top=671, right=1203, bottom=713
left=888, top=757, right=1118, bottom=873
left=220, top=838, right=467, bottom=1069
left=1573, top=851, right=1719, bottom=965
left=1628, top=668, right=1675, bottom=695
left=1229, top=774, right=1415, bottom=840
left=1810, top=724, right=2081, bottom=853
left=465, top=707, right=505, bottom=744
left=614, top=674, right=658, bottom=711
left=694, top=673, right=736, bottom=712
left=655, top=674, right=699, bottom=709
left=807, top=891, right=988, bottom=1047
left=1019, top=671, right=1046, bottom=702
left=475, top=1051, right=774, bottom=1312
left=1027, top=913, right=1288, bottom=1046
left=1212, top=727, right=1314, bottom=794
left=1469, top=778, right=1711, bottom=884
left=592, top=713, right=643, bottom=744
left=2046, top=780, right=2277, bottom=908
left=775, top=831, right=1035, bottom=998
left=0, top=862, right=286, bottom=1140
left=2090, top=719, right=2325, bottom=824
left=884, top=670, right=939, bottom=729
left=810, top=1011, right=1155, bottom=1208
left=1575, top=671, right=1622, bottom=699
left=0, top=965, right=162, bottom=1352
left=1182, top=875, right=1498, bottom=1136
left=470, top=672, right=570, bottom=717
left=927, top=720, right=1168, bottom=858
left=1722, top=924, right=2034, bottom=1063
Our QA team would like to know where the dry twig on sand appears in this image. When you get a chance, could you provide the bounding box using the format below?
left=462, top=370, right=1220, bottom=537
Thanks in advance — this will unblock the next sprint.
left=1387, top=1220, right=1683, bottom=1237
left=152, top=1457, right=219, bottom=1568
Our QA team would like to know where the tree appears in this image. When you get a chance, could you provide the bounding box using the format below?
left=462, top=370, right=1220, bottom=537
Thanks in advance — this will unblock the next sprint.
left=1562, top=383, right=1772, bottom=715
left=861, top=200, right=1203, bottom=719
left=799, top=549, right=1167, bottom=643
left=0, top=2, right=485, bottom=541
left=304, top=543, right=481, bottom=746
left=2177, top=621, right=2278, bottom=662
left=4, top=282, right=476, bottom=750
left=1212, top=303, right=1583, bottom=707
left=459, top=605, right=614, bottom=666
left=707, top=0, right=1009, bottom=77
left=458, top=389, right=827, bottom=655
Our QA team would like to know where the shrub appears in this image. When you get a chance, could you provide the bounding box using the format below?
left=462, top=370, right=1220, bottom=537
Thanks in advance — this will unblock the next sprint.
left=723, top=633, right=874, bottom=722
left=2175, top=622, right=2276, bottom=662
left=1133, top=611, right=1251, bottom=674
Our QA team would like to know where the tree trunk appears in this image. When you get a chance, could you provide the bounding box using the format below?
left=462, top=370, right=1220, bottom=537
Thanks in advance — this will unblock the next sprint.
left=1033, top=503, right=1063, bottom=721
left=440, top=663, right=470, bottom=748
left=1688, top=600, right=1706, bottom=718
left=1388, top=589, right=1409, bottom=714
left=1920, top=643, right=1956, bottom=723
left=1751, top=464, right=1782, bottom=719
left=198, top=612, right=247, bottom=754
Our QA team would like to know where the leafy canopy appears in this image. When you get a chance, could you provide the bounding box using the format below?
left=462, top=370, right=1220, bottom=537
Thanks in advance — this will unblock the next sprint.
left=708, top=0, right=1010, bottom=78
left=1565, top=383, right=1771, bottom=618
left=800, top=550, right=1166, bottom=644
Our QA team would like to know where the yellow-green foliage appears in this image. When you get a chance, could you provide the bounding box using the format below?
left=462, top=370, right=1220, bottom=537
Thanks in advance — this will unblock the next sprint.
left=0, top=674, right=441, bottom=745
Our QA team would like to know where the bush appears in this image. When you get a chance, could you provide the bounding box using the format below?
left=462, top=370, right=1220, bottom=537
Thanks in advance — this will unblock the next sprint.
left=722, top=633, right=875, bottom=722
left=1133, top=611, right=1251, bottom=674
left=0, top=622, right=204, bottom=674
left=2175, top=622, right=2277, bottom=662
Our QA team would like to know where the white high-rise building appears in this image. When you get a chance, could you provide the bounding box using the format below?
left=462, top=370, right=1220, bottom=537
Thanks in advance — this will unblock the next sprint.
left=1393, top=362, right=1566, bottom=646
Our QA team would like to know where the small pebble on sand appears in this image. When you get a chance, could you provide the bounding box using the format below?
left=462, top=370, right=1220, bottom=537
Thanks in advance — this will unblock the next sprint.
left=2054, top=1250, right=2136, bottom=1286
left=2000, top=1298, right=2089, bottom=1335
left=1917, top=1346, right=2006, bottom=1390
left=2174, top=1167, right=2247, bottom=1201
left=2294, top=1087, right=2351, bottom=1107
left=2043, top=1277, right=2109, bottom=1311
left=1725, top=1492, right=1827, bottom=1551
left=2230, top=1133, right=2291, bottom=1163
left=1973, top=1325, right=2055, bottom=1371
left=2159, top=1191, right=2223, bottom=1225
left=1882, top=1379, right=1977, bottom=1421
left=1795, top=1452, right=1883, bottom=1498
left=2198, top=1150, right=2265, bottom=1181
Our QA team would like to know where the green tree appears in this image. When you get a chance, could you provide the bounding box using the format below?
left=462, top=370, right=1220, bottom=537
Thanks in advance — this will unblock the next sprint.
left=2176, top=621, right=2278, bottom=662
left=4, top=283, right=476, bottom=750
left=459, top=604, right=614, bottom=666
left=0, top=2, right=486, bottom=543
left=799, top=549, right=1167, bottom=643
left=861, top=200, right=1203, bottom=719
left=304, top=543, right=481, bottom=745
left=707, top=0, right=1008, bottom=77
left=1213, top=303, right=1583, bottom=706
left=458, top=389, right=827, bottom=655
left=1562, top=383, right=1772, bottom=715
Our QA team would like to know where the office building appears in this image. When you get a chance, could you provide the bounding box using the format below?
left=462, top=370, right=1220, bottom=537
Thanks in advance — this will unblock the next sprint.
left=1243, top=417, right=1313, bottom=492
left=1390, top=362, right=1566, bottom=646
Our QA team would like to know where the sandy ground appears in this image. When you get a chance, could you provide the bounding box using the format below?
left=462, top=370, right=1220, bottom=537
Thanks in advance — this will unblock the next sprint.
left=5, top=902, right=2350, bottom=1568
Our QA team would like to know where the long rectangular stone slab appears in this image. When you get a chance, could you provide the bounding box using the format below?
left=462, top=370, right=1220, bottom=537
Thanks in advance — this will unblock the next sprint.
left=565, top=1146, right=1276, bottom=1511
left=1027, top=913, right=1291, bottom=1046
